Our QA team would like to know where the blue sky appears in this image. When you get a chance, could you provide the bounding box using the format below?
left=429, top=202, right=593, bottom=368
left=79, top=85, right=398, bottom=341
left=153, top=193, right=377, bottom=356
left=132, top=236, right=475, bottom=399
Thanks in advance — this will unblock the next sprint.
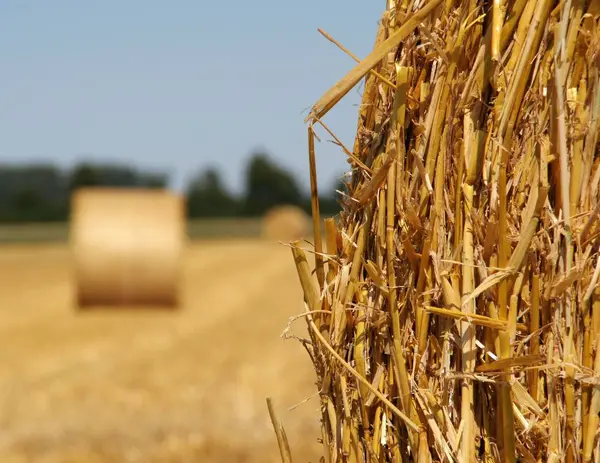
left=0, top=1, right=383, bottom=194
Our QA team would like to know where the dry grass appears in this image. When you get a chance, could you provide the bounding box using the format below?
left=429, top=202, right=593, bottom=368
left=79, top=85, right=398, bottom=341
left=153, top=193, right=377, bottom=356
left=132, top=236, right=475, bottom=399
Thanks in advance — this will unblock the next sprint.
left=286, top=0, right=600, bottom=461
left=0, top=240, right=321, bottom=462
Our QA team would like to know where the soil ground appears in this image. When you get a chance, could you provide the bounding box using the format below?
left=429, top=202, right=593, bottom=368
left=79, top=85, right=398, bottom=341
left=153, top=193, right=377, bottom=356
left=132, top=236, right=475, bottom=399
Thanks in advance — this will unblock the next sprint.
left=0, top=239, right=321, bottom=462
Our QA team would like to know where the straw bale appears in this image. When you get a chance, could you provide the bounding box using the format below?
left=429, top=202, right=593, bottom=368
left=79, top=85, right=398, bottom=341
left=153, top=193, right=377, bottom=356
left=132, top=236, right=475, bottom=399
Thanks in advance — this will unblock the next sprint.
left=70, top=188, right=186, bottom=308
left=284, top=0, right=600, bottom=461
left=261, top=205, right=311, bottom=242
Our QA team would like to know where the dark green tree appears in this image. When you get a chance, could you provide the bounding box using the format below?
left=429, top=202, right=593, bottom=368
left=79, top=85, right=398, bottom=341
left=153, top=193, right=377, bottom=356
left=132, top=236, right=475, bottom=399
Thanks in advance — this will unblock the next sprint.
left=69, top=163, right=169, bottom=190
left=69, top=163, right=99, bottom=191
left=300, top=174, right=348, bottom=217
left=12, top=188, right=44, bottom=222
left=186, top=167, right=239, bottom=218
left=138, top=173, right=168, bottom=188
left=241, top=152, right=304, bottom=216
left=0, top=164, right=69, bottom=222
left=320, top=175, right=348, bottom=216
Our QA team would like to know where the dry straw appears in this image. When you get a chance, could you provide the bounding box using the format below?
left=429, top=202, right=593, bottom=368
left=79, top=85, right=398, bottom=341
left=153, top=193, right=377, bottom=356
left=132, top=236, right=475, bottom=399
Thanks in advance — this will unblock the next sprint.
left=281, top=0, right=600, bottom=461
left=70, top=187, right=186, bottom=308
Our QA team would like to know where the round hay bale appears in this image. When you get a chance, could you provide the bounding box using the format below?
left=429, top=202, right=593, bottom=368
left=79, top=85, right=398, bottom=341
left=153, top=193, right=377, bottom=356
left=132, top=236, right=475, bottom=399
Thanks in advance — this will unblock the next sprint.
left=261, top=205, right=311, bottom=242
left=69, top=187, right=186, bottom=308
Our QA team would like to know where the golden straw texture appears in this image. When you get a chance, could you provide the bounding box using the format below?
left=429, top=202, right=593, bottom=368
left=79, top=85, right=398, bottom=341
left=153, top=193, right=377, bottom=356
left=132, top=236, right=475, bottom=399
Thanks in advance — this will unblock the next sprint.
left=70, top=188, right=186, bottom=308
left=288, top=0, right=600, bottom=461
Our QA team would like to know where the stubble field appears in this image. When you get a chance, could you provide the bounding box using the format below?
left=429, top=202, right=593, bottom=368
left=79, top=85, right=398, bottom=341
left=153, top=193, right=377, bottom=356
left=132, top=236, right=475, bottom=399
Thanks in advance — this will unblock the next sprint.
left=0, top=235, right=321, bottom=462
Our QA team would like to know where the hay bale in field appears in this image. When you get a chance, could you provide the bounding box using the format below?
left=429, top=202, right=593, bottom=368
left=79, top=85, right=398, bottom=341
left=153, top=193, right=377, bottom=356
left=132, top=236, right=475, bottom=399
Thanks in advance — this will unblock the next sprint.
left=282, top=1, right=600, bottom=462
left=261, top=205, right=311, bottom=242
left=70, top=187, right=186, bottom=308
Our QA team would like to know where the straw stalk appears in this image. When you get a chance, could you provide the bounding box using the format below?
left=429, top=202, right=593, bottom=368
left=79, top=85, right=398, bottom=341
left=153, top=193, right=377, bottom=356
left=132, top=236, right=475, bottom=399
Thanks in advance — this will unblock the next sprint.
left=282, top=0, right=600, bottom=461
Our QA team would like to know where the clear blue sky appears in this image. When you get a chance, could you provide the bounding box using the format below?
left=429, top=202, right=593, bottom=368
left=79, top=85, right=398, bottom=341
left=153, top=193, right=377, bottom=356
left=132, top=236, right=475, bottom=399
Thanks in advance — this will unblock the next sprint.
left=0, top=1, right=383, bottom=194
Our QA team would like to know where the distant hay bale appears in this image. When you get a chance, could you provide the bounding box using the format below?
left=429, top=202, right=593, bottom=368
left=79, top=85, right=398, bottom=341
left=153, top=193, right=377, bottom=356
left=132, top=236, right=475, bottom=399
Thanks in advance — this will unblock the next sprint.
left=70, top=187, right=186, bottom=308
left=261, top=205, right=311, bottom=242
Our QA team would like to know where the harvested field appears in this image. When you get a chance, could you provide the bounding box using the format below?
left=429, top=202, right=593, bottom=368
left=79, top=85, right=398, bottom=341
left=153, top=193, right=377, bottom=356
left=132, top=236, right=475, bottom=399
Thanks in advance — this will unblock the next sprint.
left=0, top=219, right=265, bottom=244
left=0, top=239, right=320, bottom=462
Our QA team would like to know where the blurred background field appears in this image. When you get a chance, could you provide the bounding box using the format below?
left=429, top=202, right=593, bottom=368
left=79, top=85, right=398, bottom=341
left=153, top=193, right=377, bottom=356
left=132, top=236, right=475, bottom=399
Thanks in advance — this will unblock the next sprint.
left=0, top=217, right=333, bottom=243
left=0, top=237, right=322, bottom=462
left=0, top=159, right=330, bottom=462
left=0, top=141, right=336, bottom=463
left=0, top=218, right=264, bottom=243
left=0, top=0, right=385, bottom=461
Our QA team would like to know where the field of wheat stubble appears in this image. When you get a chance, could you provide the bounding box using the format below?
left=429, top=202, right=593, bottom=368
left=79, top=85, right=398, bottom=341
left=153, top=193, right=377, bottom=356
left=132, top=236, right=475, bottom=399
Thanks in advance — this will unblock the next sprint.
left=0, top=237, right=321, bottom=462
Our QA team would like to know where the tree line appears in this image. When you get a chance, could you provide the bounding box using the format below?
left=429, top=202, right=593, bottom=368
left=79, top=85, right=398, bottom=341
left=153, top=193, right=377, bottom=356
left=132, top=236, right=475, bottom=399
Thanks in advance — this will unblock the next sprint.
left=0, top=151, right=345, bottom=223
